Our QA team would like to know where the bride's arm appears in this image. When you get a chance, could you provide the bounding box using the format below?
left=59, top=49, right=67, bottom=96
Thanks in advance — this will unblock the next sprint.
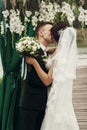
left=25, top=57, right=53, bottom=86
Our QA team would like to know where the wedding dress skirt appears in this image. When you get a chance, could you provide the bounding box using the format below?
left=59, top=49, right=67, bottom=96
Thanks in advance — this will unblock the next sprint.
left=40, top=80, right=80, bottom=130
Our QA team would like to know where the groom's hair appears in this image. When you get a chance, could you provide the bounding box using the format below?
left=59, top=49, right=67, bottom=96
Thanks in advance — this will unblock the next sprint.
left=35, top=21, right=53, bottom=36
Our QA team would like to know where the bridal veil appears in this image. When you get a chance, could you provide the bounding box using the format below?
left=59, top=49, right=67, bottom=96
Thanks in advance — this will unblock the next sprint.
left=52, top=27, right=77, bottom=82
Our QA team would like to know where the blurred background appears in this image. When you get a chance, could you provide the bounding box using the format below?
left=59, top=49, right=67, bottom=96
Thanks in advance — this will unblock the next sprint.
left=0, top=1, right=87, bottom=130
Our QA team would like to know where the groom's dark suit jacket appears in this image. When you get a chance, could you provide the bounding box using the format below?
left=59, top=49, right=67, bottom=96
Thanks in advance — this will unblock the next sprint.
left=19, top=48, right=51, bottom=110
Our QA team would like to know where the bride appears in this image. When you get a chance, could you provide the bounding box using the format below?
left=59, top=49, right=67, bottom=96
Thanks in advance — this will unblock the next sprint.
left=26, top=22, right=80, bottom=130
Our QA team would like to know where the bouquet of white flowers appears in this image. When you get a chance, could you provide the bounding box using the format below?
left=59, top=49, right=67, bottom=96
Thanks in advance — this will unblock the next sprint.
left=16, top=36, right=47, bottom=75
left=16, top=36, right=40, bottom=57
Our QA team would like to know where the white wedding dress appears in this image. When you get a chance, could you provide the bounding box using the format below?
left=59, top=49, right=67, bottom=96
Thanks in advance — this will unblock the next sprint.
left=40, top=27, right=80, bottom=130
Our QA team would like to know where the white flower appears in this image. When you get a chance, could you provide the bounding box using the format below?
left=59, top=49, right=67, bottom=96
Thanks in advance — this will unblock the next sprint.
left=35, top=11, right=39, bottom=16
left=25, top=17, right=30, bottom=22
left=0, top=21, right=9, bottom=35
left=40, top=1, right=46, bottom=9
left=1, top=9, right=24, bottom=36
left=2, top=10, right=9, bottom=20
left=25, top=11, right=32, bottom=18
left=60, top=2, right=75, bottom=25
left=9, top=9, right=24, bottom=35
left=31, top=1, right=75, bottom=30
left=78, top=12, right=84, bottom=22
left=16, top=9, right=20, bottom=16
left=32, top=16, right=39, bottom=30
left=78, top=6, right=87, bottom=26
left=79, top=6, right=84, bottom=13
left=32, top=1, right=61, bottom=30
left=32, top=46, right=37, bottom=51
left=16, top=42, right=24, bottom=52
left=30, top=51, right=34, bottom=54
left=54, top=2, right=60, bottom=13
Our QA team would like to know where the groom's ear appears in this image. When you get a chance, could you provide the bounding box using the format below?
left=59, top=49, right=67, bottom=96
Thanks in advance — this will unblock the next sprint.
left=39, top=29, right=44, bottom=37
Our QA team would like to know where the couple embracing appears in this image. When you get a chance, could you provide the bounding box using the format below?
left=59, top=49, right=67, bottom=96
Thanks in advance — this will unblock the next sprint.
left=15, top=21, right=80, bottom=130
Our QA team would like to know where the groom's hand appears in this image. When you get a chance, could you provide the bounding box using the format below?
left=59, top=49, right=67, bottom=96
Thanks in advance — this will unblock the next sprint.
left=25, top=56, right=35, bottom=65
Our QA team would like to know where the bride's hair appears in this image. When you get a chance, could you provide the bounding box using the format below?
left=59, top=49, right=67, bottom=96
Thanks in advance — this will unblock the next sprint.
left=51, top=21, right=69, bottom=42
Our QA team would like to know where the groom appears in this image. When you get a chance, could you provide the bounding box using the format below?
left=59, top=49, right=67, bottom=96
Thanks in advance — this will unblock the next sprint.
left=15, top=22, right=53, bottom=130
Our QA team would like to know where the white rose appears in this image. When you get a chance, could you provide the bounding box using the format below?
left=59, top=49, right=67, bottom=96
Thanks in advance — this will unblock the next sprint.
left=32, top=46, right=37, bottom=51
left=16, top=43, right=24, bottom=52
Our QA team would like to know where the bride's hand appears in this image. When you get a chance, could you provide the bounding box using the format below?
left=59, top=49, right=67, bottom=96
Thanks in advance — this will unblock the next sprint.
left=25, top=56, right=36, bottom=65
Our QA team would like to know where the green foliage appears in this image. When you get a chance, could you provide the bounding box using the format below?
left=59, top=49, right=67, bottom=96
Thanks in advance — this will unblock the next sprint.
left=77, top=29, right=87, bottom=47
left=54, top=12, right=68, bottom=24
